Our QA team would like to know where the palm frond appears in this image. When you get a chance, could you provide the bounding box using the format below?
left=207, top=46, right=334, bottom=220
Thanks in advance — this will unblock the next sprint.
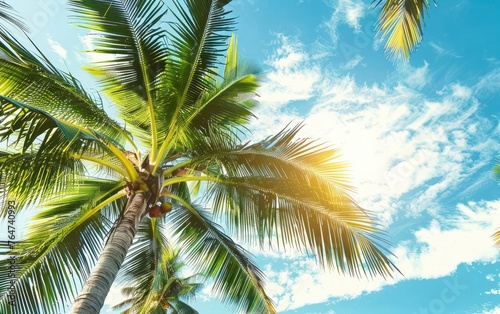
left=0, top=2, right=28, bottom=41
left=0, top=180, right=126, bottom=314
left=113, top=218, right=201, bottom=314
left=169, top=200, right=277, bottom=314
left=154, top=0, right=236, bottom=167
left=374, top=0, right=431, bottom=61
left=175, top=36, right=260, bottom=144
left=169, top=299, right=200, bottom=314
left=0, top=35, right=128, bottom=143
left=113, top=217, right=169, bottom=313
left=0, top=96, right=132, bottom=212
left=493, top=161, right=500, bottom=179
left=68, top=0, right=169, bottom=155
left=493, top=228, right=500, bottom=248
left=164, top=124, right=398, bottom=278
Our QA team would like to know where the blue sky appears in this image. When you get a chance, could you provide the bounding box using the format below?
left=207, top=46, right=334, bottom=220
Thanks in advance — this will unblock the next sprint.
left=4, top=0, right=500, bottom=313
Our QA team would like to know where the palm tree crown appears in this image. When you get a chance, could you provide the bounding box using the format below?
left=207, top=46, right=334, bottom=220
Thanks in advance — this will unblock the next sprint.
left=0, top=1, right=398, bottom=313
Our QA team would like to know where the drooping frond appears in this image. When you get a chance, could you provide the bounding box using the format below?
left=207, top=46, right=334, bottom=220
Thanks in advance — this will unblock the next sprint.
left=0, top=96, right=133, bottom=213
left=374, top=0, right=432, bottom=61
left=169, top=201, right=276, bottom=314
left=0, top=2, right=28, bottom=41
left=0, top=180, right=126, bottom=314
left=165, top=124, right=398, bottom=278
left=168, top=299, right=200, bottom=314
left=0, top=33, right=127, bottom=143
left=68, top=0, right=169, bottom=154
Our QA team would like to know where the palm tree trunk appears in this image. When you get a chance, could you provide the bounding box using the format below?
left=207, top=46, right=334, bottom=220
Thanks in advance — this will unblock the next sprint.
left=69, top=192, right=148, bottom=314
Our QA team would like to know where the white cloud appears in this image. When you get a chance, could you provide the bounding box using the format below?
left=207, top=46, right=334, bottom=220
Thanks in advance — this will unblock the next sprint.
left=486, top=274, right=496, bottom=281
left=389, top=61, right=430, bottom=90
left=243, top=34, right=500, bottom=311
left=324, top=0, right=366, bottom=48
left=483, top=306, right=500, bottom=314
left=250, top=34, right=320, bottom=140
left=298, top=75, right=498, bottom=224
left=394, top=200, right=500, bottom=279
left=249, top=31, right=500, bottom=233
left=429, top=42, right=446, bottom=56
left=259, top=34, right=321, bottom=109
left=341, top=54, right=363, bottom=70
left=474, top=67, right=500, bottom=99
left=47, top=35, right=67, bottom=60
left=263, top=259, right=393, bottom=312
left=256, top=200, right=500, bottom=312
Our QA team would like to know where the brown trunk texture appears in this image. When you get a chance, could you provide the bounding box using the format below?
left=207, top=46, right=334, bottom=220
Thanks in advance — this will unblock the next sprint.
left=69, top=192, right=147, bottom=314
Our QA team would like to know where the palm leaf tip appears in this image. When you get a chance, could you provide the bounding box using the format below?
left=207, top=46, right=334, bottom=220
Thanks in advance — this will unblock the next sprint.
left=493, top=228, right=500, bottom=248
left=493, top=161, right=500, bottom=178
left=0, top=2, right=29, bottom=35
left=373, top=0, right=432, bottom=61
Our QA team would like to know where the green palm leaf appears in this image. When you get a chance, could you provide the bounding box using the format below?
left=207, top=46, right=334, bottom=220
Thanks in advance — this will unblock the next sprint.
left=113, top=221, right=201, bottom=314
left=374, top=0, right=432, bottom=61
left=169, top=200, right=276, bottom=314
left=154, top=0, right=236, bottom=167
left=0, top=179, right=125, bottom=314
left=177, top=36, right=259, bottom=142
left=0, top=2, right=28, bottom=41
left=0, top=34, right=128, bottom=143
left=68, top=0, right=169, bottom=154
left=164, top=124, right=398, bottom=277
left=0, top=96, right=131, bottom=213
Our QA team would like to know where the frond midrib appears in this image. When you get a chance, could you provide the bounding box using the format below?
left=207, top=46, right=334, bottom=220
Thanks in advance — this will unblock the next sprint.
left=154, top=0, right=218, bottom=172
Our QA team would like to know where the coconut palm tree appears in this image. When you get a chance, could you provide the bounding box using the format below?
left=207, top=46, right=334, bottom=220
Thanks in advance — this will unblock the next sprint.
left=0, top=0, right=398, bottom=313
left=374, top=0, right=435, bottom=61
left=113, top=223, right=202, bottom=314
left=112, top=234, right=201, bottom=314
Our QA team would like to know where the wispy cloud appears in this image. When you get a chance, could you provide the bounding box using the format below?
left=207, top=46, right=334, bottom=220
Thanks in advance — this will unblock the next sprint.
left=259, top=34, right=321, bottom=109
left=47, top=35, right=67, bottom=60
left=252, top=34, right=500, bottom=226
left=395, top=200, right=500, bottom=279
left=482, top=305, right=500, bottom=314
left=341, top=54, right=364, bottom=70
left=323, top=0, right=367, bottom=48
left=389, top=61, right=430, bottom=90
left=243, top=33, right=500, bottom=311
left=255, top=200, right=500, bottom=312
left=263, top=259, right=393, bottom=312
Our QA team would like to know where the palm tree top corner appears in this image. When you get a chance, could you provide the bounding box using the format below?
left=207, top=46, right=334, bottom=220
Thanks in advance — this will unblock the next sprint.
left=0, top=0, right=398, bottom=313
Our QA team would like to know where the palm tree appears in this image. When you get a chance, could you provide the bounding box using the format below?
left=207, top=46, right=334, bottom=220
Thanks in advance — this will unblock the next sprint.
left=112, top=235, right=201, bottom=314
left=0, top=0, right=398, bottom=313
left=374, top=0, right=435, bottom=61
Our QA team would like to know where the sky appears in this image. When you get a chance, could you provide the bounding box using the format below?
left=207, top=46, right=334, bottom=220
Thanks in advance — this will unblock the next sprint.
left=3, top=0, right=500, bottom=313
